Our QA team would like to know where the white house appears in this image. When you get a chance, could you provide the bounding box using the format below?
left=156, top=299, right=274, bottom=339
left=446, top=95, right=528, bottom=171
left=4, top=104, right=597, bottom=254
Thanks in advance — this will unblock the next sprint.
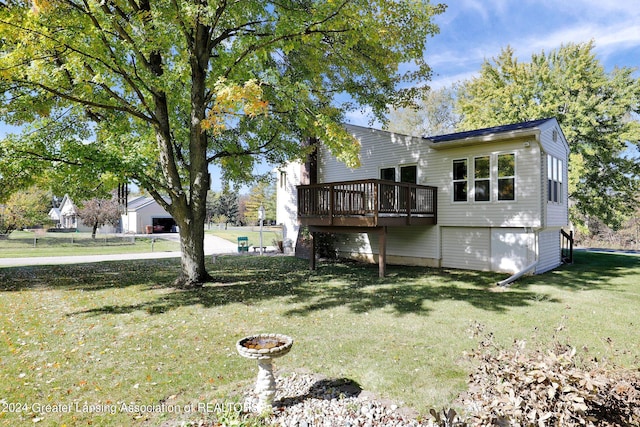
left=277, top=118, right=570, bottom=280
left=121, top=196, right=176, bottom=234
left=48, top=194, right=117, bottom=233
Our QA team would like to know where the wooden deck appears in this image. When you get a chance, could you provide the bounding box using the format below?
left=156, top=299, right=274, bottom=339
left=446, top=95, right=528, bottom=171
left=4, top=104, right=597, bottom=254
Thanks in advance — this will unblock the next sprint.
left=297, top=180, right=437, bottom=277
left=297, top=179, right=437, bottom=227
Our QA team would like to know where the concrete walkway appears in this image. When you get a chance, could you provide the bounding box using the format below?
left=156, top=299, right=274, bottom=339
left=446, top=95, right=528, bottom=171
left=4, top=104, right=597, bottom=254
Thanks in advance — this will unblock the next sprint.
left=0, top=234, right=240, bottom=268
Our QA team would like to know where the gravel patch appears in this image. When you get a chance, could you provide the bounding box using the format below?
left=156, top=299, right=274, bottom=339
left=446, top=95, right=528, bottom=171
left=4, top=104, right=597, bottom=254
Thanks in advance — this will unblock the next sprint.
left=243, top=372, right=436, bottom=426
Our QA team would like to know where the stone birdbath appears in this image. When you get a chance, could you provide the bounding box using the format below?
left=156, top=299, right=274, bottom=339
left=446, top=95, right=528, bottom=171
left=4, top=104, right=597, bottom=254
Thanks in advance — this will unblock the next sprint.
left=236, top=333, right=294, bottom=412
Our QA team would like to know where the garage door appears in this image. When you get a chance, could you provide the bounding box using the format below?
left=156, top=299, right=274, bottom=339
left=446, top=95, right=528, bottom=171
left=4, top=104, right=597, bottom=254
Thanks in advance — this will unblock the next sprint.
left=442, top=227, right=491, bottom=271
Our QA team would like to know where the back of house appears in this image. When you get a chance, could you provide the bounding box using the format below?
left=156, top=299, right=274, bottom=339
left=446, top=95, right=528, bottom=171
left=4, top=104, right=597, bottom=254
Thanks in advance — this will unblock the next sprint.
left=277, top=118, right=570, bottom=276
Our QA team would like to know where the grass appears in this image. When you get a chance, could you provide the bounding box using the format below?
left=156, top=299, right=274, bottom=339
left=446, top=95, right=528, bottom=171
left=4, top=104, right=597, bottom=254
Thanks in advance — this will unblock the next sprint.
left=0, top=251, right=639, bottom=426
left=0, top=231, right=180, bottom=258
left=207, top=227, right=282, bottom=248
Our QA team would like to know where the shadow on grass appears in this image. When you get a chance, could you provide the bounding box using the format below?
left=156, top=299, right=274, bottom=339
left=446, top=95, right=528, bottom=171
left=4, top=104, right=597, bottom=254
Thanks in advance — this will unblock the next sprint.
left=2, top=251, right=636, bottom=318
left=0, top=258, right=180, bottom=292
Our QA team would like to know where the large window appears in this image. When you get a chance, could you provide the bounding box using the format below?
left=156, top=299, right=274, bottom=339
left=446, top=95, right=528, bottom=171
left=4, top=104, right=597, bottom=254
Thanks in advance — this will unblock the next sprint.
left=453, top=159, right=468, bottom=202
left=474, top=156, right=490, bottom=201
left=498, top=153, right=515, bottom=201
left=547, top=155, right=563, bottom=203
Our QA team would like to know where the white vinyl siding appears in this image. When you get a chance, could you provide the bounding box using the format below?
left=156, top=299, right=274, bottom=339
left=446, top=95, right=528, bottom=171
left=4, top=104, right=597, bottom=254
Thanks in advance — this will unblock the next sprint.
left=490, top=229, right=535, bottom=273
left=337, top=227, right=439, bottom=260
left=276, top=162, right=304, bottom=254
left=537, top=229, right=562, bottom=273
left=539, top=122, right=569, bottom=228
left=442, top=227, right=491, bottom=271
left=429, top=140, right=541, bottom=228
left=319, top=125, right=428, bottom=184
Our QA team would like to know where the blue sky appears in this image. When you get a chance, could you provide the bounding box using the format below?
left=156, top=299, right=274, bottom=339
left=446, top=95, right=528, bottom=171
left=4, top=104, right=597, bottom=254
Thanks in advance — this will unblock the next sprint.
left=2, top=0, right=639, bottom=192
left=346, top=0, right=640, bottom=125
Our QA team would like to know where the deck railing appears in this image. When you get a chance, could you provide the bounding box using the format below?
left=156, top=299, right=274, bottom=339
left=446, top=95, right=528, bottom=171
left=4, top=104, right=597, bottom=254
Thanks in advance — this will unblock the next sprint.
left=561, top=229, right=574, bottom=264
left=297, top=179, right=437, bottom=227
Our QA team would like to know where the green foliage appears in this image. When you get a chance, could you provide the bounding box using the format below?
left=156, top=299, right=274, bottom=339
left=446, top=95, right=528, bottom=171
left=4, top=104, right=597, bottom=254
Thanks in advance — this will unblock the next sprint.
left=386, top=85, right=461, bottom=137
left=0, top=0, right=446, bottom=284
left=457, top=42, right=640, bottom=231
left=245, top=181, right=276, bottom=224
left=207, top=190, right=240, bottom=226
left=0, top=186, right=51, bottom=234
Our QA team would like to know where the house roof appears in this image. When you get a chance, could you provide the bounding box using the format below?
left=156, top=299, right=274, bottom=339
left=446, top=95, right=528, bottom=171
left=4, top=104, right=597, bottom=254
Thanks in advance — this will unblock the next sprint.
left=425, top=118, right=555, bottom=143
left=126, top=196, right=156, bottom=211
left=126, top=196, right=170, bottom=212
left=48, top=207, right=61, bottom=220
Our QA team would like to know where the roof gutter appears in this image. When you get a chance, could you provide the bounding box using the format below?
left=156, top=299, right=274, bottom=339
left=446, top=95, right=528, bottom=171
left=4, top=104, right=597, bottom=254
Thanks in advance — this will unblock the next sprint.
left=427, top=129, right=541, bottom=150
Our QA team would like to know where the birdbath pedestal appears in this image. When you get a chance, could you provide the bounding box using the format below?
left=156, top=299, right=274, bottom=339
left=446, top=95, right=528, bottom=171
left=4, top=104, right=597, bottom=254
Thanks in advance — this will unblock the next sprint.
left=236, top=333, right=293, bottom=412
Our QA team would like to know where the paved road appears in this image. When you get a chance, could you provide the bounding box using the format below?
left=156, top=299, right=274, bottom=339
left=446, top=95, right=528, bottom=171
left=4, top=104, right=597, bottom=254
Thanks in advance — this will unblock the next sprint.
left=0, top=234, right=243, bottom=268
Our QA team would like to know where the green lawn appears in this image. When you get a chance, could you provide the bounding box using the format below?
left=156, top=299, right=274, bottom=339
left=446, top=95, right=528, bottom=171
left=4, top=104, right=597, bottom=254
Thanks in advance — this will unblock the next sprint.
left=207, top=227, right=282, bottom=249
left=0, top=231, right=180, bottom=258
left=0, top=251, right=638, bottom=426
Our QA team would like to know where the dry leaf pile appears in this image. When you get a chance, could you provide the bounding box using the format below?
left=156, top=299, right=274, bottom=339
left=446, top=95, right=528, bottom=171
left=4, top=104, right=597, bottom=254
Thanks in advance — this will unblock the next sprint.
left=460, top=340, right=640, bottom=426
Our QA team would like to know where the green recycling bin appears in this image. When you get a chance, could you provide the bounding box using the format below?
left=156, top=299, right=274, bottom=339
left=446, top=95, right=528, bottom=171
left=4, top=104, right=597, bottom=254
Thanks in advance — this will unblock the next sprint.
left=237, top=236, right=249, bottom=252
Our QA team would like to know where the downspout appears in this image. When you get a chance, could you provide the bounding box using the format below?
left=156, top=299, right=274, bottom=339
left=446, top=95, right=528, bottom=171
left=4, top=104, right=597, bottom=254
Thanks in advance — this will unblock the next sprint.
left=497, top=228, right=539, bottom=287
left=497, top=261, right=538, bottom=287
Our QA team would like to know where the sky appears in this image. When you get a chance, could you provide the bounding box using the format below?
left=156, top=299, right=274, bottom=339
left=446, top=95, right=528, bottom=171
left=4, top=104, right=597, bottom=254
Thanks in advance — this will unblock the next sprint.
left=345, top=0, right=640, bottom=125
left=2, top=0, right=639, bottom=192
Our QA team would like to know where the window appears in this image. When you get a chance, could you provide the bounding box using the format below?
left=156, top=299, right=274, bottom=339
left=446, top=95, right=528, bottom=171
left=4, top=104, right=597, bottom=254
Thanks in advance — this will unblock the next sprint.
left=453, top=159, right=468, bottom=202
left=548, top=155, right=563, bottom=203
left=474, top=156, right=490, bottom=201
left=400, top=165, right=418, bottom=210
left=380, top=167, right=395, bottom=181
left=400, top=165, right=417, bottom=184
left=380, top=167, right=396, bottom=211
left=279, top=170, right=286, bottom=188
left=498, top=153, right=515, bottom=201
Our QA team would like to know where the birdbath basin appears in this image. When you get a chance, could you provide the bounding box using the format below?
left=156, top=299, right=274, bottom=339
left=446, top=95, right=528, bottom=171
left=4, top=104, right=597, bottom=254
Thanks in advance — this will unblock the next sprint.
left=236, top=333, right=293, bottom=412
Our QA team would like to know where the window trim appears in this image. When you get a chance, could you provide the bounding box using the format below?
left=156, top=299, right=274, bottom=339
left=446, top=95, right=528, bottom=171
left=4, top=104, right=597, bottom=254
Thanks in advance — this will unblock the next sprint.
left=473, top=155, right=491, bottom=202
left=453, top=153, right=517, bottom=203
left=380, top=166, right=396, bottom=182
left=452, top=158, right=468, bottom=202
left=399, top=164, right=418, bottom=184
left=547, top=154, right=563, bottom=204
left=497, top=152, right=516, bottom=201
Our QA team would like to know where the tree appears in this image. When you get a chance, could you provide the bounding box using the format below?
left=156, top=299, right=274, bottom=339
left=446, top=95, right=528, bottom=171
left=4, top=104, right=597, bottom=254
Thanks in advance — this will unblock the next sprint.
left=386, top=85, right=460, bottom=137
left=0, top=0, right=445, bottom=287
left=245, top=181, right=276, bottom=225
left=206, top=189, right=239, bottom=227
left=77, top=194, right=121, bottom=239
left=0, top=186, right=51, bottom=235
left=457, top=42, right=640, bottom=230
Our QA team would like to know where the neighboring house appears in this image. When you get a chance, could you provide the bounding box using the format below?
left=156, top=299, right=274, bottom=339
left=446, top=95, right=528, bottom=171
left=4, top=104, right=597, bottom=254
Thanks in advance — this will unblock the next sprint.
left=121, top=196, right=177, bottom=234
left=277, top=118, right=570, bottom=279
left=48, top=194, right=118, bottom=233
left=48, top=194, right=96, bottom=232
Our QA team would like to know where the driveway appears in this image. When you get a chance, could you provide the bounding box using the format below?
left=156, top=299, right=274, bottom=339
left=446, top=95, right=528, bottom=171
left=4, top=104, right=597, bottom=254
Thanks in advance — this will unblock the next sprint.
left=0, top=234, right=239, bottom=268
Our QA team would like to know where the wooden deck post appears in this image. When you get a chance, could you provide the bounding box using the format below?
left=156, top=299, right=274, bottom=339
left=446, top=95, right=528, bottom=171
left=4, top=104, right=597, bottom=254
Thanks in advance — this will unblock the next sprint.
left=378, top=227, right=387, bottom=277
left=310, top=231, right=316, bottom=271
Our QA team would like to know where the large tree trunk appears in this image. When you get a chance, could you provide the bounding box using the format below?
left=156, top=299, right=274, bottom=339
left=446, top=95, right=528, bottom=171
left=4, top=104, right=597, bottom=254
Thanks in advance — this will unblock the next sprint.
left=174, top=207, right=211, bottom=288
